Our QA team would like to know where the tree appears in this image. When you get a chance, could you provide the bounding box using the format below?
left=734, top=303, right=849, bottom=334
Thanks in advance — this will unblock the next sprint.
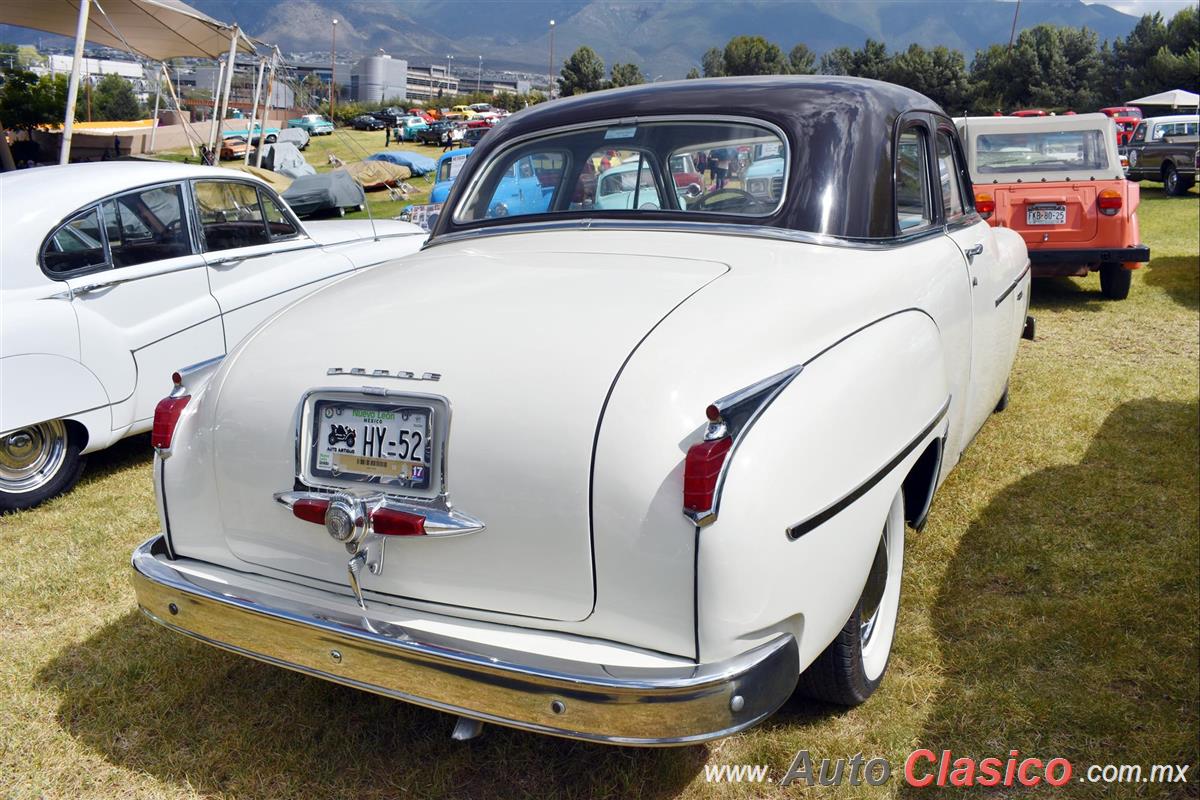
left=558, top=46, right=605, bottom=96
left=818, top=46, right=855, bottom=75
left=685, top=67, right=701, bottom=79
left=788, top=43, right=816, bottom=75
left=609, top=63, right=645, bottom=88
left=722, top=35, right=790, bottom=75
left=701, top=47, right=725, bottom=77
left=851, top=38, right=889, bottom=80
left=91, top=73, right=143, bottom=120
left=0, top=69, right=70, bottom=132
left=887, top=44, right=970, bottom=111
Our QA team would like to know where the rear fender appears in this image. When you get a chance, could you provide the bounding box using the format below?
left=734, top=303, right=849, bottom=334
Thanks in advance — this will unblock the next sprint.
left=696, top=310, right=950, bottom=667
left=0, top=354, right=113, bottom=451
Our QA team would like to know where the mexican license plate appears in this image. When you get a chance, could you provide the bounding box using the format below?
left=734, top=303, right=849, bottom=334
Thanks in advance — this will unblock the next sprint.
left=310, top=399, right=434, bottom=490
left=1027, top=205, right=1066, bottom=226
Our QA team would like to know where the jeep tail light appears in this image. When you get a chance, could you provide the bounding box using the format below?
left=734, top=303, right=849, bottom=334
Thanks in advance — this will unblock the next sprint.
left=370, top=507, right=427, bottom=536
left=683, top=436, right=732, bottom=516
left=151, top=395, right=190, bottom=450
left=975, top=192, right=995, bottom=219
left=1098, top=189, right=1122, bottom=216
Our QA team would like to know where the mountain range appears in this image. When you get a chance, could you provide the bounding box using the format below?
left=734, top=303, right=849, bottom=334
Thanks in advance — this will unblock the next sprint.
left=5, top=1, right=1145, bottom=80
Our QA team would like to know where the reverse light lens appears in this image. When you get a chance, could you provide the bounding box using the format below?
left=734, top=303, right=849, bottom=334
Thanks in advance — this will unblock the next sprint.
left=975, top=192, right=995, bottom=219
left=151, top=395, right=190, bottom=450
left=683, top=436, right=733, bottom=514
left=370, top=507, right=427, bottom=536
left=1098, top=189, right=1122, bottom=216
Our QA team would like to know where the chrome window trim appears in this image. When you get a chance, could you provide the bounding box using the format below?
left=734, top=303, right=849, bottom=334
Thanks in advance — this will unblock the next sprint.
left=448, top=114, right=793, bottom=227
left=423, top=216, right=948, bottom=252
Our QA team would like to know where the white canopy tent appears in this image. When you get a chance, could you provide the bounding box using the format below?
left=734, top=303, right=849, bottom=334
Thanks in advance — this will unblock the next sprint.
left=1126, top=89, right=1200, bottom=110
left=0, top=0, right=259, bottom=162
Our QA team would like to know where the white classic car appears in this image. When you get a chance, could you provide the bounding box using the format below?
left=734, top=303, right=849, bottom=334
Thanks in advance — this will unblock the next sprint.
left=0, top=162, right=425, bottom=510
left=132, top=77, right=1032, bottom=745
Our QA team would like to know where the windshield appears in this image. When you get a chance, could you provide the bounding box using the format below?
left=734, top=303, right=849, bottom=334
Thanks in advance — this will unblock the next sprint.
left=438, top=154, right=469, bottom=183
left=453, top=119, right=788, bottom=224
left=975, top=129, right=1109, bottom=174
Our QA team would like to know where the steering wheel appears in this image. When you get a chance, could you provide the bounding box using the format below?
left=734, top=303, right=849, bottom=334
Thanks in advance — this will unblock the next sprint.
left=691, top=187, right=764, bottom=213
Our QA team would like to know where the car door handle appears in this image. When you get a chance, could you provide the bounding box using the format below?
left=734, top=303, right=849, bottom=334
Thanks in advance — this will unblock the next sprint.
left=208, top=256, right=246, bottom=268
left=965, top=243, right=984, bottom=263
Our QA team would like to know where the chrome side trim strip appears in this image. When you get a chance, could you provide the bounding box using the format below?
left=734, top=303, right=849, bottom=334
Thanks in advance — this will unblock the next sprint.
left=131, top=536, right=799, bottom=746
left=786, top=396, right=951, bottom=540
left=995, top=261, right=1032, bottom=308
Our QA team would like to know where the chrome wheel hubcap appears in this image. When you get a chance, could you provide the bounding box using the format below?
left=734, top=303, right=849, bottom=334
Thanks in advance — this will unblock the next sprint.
left=859, top=528, right=889, bottom=647
left=0, top=421, right=68, bottom=494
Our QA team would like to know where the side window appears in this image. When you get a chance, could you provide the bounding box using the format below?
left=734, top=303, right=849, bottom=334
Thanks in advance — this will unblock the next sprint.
left=259, top=190, right=298, bottom=239
left=102, top=184, right=191, bottom=268
left=42, top=207, right=107, bottom=275
left=193, top=181, right=270, bottom=251
left=1132, top=123, right=1146, bottom=143
left=896, top=128, right=933, bottom=232
left=936, top=130, right=968, bottom=220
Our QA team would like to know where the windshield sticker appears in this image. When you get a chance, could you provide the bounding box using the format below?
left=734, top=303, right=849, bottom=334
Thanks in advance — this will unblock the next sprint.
left=605, top=126, right=637, bottom=140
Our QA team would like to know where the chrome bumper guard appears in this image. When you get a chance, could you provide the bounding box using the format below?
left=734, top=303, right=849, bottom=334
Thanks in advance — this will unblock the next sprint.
left=131, top=536, right=799, bottom=746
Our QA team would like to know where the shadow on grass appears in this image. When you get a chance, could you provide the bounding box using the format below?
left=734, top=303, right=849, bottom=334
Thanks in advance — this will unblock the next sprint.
left=77, top=433, right=153, bottom=489
left=1029, top=276, right=1105, bottom=312
left=902, top=399, right=1200, bottom=797
left=1143, top=254, right=1199, bottom=310
left=38, top=612, right=705, bottom=799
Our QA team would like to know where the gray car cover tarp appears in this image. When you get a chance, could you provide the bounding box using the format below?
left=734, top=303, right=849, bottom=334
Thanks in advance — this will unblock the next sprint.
left=281, top=170, right=365, bottom=217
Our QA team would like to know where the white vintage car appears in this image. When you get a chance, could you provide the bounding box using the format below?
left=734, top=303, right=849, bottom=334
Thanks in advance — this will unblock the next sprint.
left=132, top=77, right=1032, bottom=745
left=0, top=162, right=425, bottom=510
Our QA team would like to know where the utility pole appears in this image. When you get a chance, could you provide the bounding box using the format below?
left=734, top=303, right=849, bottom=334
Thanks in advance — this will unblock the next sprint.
left=548, top=19, right=555, bottom=100
left=477, top=55, right=483, bottom=94
left=331, top=18, right=338, bottom=120
left=1008, top=0, right=1021, bottom=51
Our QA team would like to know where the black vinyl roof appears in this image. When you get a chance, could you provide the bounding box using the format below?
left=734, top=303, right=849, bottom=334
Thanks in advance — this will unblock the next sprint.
left=433, top=76, right=947, bottom=240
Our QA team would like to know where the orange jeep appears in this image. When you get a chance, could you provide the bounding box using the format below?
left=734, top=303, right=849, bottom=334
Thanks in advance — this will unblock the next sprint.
left=958, top=113, right=1149, bottom=300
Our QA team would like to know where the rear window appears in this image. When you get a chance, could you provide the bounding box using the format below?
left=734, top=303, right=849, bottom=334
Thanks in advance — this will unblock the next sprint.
left=453, top=119, right=788, bottom=224
left=975, top=130, right=1110, bottom=174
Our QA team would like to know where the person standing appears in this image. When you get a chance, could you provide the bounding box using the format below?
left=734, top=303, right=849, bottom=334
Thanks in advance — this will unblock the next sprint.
left=385, top=124, right=392, bottom=147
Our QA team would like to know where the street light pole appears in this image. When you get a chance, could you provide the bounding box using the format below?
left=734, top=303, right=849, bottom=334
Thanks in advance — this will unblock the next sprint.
left=477, top=55, right=482, bottom=94
left=548, top=19, right=555, bottom=100
left=330, top=18, right=338, bottom=120
left=445, top=54, right=454, bottom=96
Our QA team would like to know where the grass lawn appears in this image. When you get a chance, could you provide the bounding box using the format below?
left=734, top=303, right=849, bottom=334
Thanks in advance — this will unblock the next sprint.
left=154, top=127, right=440, bottom=219
left=0, top=184, right=1196, bottom=799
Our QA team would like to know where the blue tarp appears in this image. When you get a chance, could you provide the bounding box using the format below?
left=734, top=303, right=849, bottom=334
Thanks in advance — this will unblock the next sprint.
left=366, top=150, right=437, bottom=176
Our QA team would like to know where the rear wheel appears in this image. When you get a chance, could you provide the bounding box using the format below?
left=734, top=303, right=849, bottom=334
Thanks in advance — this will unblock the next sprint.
left=0, top=420, right=86, bottom=512
left=797, top=490, right=904, bottom=705
left=1100, top=261, right=1131, bottom=300
left=265, top=134, right=277, bottom=144
left=1163, top=164, right=1186, bottom=196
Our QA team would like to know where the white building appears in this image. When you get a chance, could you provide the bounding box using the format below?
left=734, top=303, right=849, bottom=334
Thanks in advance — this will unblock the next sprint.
left=351, top=54, right=408, bottom=103
left=46, top=54, right=144, bottom=82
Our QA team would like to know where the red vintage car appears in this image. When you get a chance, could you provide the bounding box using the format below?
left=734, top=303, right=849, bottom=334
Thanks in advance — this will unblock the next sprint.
left=1100, top=106, right=1144, bottom=146
left=1011, top=109, right=1047, bottom=117
left=960, top=113, right=1149, bottom=300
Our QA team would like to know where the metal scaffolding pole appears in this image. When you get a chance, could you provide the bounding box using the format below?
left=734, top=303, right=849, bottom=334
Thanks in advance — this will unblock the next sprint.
left=212, top=25, right=239, bottom=151
left=148, top=67, right=162, bottom=152
left=256, top=52, right=277, bottom=168
left=59, top=0, right=93, bottom=164
left=244, top=56, right=266, bottom=165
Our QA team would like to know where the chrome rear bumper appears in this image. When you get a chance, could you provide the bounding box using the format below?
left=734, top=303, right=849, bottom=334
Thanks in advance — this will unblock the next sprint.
left=131, top=536, right=799, bottom=746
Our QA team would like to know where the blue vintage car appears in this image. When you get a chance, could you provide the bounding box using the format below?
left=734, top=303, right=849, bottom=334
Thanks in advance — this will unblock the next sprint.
left=429, top=147, right=474, bottom=204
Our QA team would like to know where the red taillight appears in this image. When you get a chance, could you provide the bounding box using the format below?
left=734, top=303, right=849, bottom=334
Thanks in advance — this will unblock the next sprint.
left=370, top=507, right=427, bottom=536
left=975, top=192, right=995, bottom=219
left=151, top=395, right=190, bottom=449
left=292, top=497, right=330, bottom=525
left=683, top=436, right=732, bottom=514
left=1098, top=189, right=1122, bottom=216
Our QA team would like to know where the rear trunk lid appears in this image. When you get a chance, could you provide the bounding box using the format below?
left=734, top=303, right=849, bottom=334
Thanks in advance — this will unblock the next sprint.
left=993, top=182, right=1099, bottom=246
left=208, top=248, right=727, bottom=621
